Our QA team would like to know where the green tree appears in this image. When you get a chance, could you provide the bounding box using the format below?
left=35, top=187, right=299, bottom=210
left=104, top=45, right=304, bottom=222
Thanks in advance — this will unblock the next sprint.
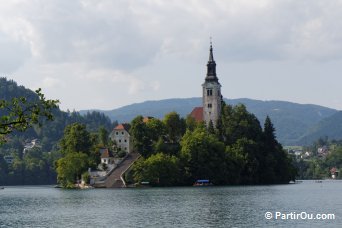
left=208, top=120, right=215, bottom=134
left=325, top=146, right=342, bottom=168
left=261, top=116, right=296, bottom=183
left=59, top=123, right=92, bottom=155
left=153, top=136, right=181, bottom=156
left=55, top=123, right=97, bottom=188
left=225, top=142, right=248, bottom=184
left=22, top=148, right=47, bottom=184
left=263, top=116, right=277, bottom=145
left=164, top=112, right=186, bottom=143
left=9, top=156, right=25, bottom=184
left=130, top=116, right=151, bottom=157
left=258, top=116, right=277, bottom=184
left=185, top=115, right=198, bottom=132
left=0, top=156, right=8, bottom=184
left=146, top=118, right=166, bottom=142
left=230, top=138, right=260, bottom=184
left=305, top=159, right=324, bottom=179
left=0, top=88, right=59, bottom=143
left=132, top=153, right=180, bottom=186
left=180, top=126, right=227, bottom=184
left=98, top=126, right=109, bottom=146
left=56, top=152, right=89, bottom=188
left=220, top=103, right=262, bottom=145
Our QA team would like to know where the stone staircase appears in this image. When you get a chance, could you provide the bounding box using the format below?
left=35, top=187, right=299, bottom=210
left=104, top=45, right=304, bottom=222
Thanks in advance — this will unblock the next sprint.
left=94, top=151, right=140, bottom=188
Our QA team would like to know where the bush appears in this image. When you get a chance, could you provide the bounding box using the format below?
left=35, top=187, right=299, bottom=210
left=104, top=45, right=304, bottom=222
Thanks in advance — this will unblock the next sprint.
left=132, top=153, right=180, bottom=186
left=118, top=151, right=127, bottom=158
left=82, top=172, right=90, bottom=184
left=100, top=163, right=108, bottom=171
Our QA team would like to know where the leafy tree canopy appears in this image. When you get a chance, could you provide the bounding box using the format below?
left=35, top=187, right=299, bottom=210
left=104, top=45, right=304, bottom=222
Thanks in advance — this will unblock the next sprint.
left=59, top=123, right=92, bottom=155
left=133, top=153, right=180, bottom=186
left=56, top=152, right=89, bottom=188
left=0, top=88, right=59, bottom=144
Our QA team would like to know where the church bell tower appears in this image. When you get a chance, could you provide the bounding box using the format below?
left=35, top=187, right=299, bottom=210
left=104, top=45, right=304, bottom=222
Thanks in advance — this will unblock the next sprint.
left=202, top=43, right=222, bottom=127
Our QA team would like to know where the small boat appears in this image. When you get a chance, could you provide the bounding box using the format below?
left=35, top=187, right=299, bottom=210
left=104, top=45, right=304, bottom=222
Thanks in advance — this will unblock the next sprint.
left=134, top=181, right=151, bottom=188
left=0, top=186, right=4, bottom=190
left=193, top=180, right=213, bottom=186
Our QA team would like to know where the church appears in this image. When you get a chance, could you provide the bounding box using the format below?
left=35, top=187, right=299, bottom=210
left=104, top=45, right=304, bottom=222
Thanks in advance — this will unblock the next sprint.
left=190, top=43, right=223, bottom=127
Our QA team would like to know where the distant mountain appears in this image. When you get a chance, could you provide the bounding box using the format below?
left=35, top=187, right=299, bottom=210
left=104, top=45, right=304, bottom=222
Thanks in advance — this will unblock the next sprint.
left=80, top=97, right=338, bottom=145
left=80, top=98, right=202, bottom=122
left=297, top=111, right=342, bottom=145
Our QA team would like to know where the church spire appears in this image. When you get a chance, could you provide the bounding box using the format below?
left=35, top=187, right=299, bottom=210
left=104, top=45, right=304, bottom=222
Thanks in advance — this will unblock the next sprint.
left=202, top=41, right=222, bottom=128
left=205, top=41, right=218, bottom=82
left=209, top=41, right=214, bottom=62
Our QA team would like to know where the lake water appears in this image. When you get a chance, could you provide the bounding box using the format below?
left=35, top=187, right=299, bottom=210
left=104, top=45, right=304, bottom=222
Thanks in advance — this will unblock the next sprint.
left=0, top=180, right=341, bottom=227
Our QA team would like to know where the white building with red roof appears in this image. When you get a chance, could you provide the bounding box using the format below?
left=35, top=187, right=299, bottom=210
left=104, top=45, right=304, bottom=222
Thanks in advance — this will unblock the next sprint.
left=109, top=123, right=133, bottom=153
left=100, top=148, right=115, bottom=165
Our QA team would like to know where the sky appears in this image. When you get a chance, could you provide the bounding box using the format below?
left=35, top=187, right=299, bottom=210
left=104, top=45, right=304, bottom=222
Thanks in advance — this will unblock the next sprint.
left=1, top=0, right=342, bottom=111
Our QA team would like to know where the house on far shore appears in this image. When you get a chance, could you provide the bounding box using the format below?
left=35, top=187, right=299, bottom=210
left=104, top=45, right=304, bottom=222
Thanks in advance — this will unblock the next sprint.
left=23, top=139, right=41, bottom=154
left=330, top=167, right=339, bottom=179
left=109, top=123, right=133, bottom=153
left=3, top=155, right=14, bottom=164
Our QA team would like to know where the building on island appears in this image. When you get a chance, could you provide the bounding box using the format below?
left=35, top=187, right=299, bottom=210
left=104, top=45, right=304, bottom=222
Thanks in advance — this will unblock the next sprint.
left=109, top=123, right=133, bottom=153
left=190, top=43, right=223, bottom=127
left=100, top=148, right=115, bottom=165
left=190, top=107, right=204, bottom=123
left=108, top=44, right=222, bottom=156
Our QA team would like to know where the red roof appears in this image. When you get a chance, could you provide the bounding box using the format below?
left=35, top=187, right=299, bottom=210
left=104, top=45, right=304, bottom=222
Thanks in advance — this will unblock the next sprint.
left=330, top=167, right=337, bottom=174
left=114, top=123, right=131, bottom=131
left=143, top=116, right=154, bottom=123
left=100, top=149, right=114, bottom=158
left=190, top=107, right=204, bottom=122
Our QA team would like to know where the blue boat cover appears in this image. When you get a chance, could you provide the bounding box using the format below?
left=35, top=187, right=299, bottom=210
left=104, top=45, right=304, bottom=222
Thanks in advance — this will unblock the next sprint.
left=196, top=180, right=209, bottom=183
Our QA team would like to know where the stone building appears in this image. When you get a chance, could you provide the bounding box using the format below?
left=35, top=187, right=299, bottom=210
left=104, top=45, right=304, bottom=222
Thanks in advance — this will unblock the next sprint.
left=191, top=43, right=222, bottom=127
left=109, top=123, right=133, bottom=153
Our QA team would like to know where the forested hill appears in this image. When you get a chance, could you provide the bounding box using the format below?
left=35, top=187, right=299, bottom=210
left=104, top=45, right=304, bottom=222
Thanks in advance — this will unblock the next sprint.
left=80, top=98, right=338, bottom=146
left=297, top=111, right=342, bottom=145
left=0, top=77, right=116, bottom=152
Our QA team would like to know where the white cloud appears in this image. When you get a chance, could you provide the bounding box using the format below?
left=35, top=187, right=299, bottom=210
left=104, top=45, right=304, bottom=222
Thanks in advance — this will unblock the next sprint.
left=42, top=77, right=63, bottom=88
left=3, top=0, right=342, bottom=68
left=150, top=81, right=160, bottom=91
left=128, top=78, right=145, bottom=95
left=2, top=0, right=342, bottom=110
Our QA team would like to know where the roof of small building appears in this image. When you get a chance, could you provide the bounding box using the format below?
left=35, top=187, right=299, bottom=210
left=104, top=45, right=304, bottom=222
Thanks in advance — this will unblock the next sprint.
left=99, top=148, right=108, bottom=155
left=190, top=107, right=204, bottom=122
left=100, top=149, right=114, bottom=158
left=143, top=116, right=154, bottom=123
left=114, top=123, right=131, bottom=132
